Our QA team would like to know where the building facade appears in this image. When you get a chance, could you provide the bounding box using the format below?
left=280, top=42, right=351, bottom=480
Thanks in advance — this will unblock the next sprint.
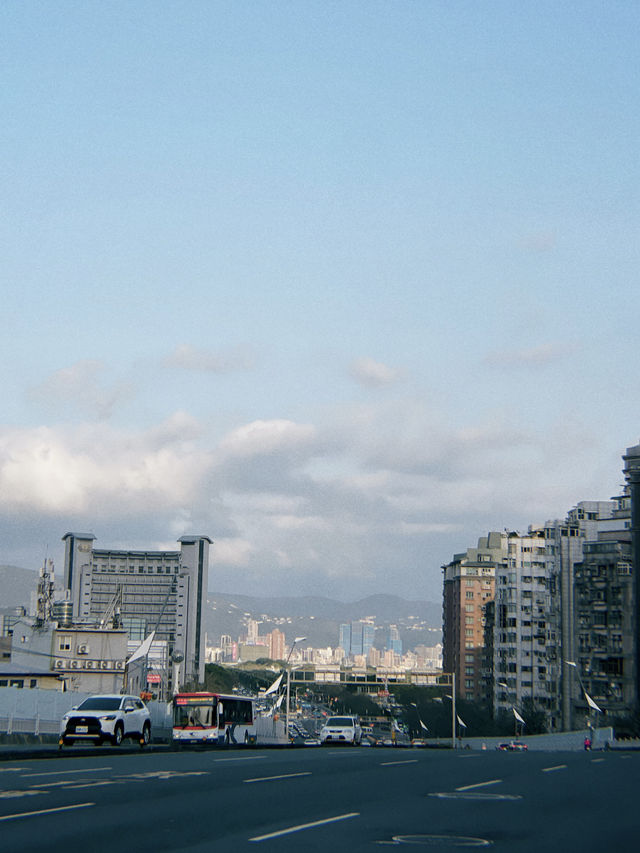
left=492, top=528, right=558, bottom=729
left=62, top=532, right=211, bottom=686
left=442, top=532, right=506, bottom=701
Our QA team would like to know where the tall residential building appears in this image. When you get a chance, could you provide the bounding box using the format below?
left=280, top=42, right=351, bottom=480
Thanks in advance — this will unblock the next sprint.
left=62, top=532, right=211, bottom=685
left=544, top=500, right=620, bottom=729
left=573, top=532, right=633, bottom=723
left=442, top=532, right=507, bottom=701
left=492, top=528, right=558, bottom=728
left=623, top=440, right=640, bottom=709
left=267, top=629, right=286, bottom=661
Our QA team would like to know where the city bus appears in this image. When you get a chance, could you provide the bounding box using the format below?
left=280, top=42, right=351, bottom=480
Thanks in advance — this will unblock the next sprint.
left=172, top=692, right=256, bottom=745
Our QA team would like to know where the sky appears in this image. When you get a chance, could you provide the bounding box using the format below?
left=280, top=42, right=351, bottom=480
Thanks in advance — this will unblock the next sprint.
left=1, top=1, right=639, bottom=602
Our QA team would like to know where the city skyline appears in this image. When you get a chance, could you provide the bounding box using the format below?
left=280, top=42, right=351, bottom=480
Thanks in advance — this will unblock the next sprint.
left=1, top=2, right=639, bottom=601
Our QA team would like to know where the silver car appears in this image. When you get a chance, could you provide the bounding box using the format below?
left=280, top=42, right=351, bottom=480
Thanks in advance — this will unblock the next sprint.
left=320, top=715, right=362, bottom=745
left=60, top=694, right=151, bottom=747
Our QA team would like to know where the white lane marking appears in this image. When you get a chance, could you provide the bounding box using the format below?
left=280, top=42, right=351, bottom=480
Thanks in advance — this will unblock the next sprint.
left=0, top=790, right=48, bottom=799
left=456, top=779, right=502, bottom=791
left=0, top=802, right=95, bottom=822
left=0, top=768, right=26, bottom=773
left=21, top=767, right=112, bottom=779
left=380, top=760, right=418, bottom=767
left=591, top=758, right=605, bottom=763
left=541, top=764, right=567, bottom=773
left=214, top=756, right=267, bottom=762
left=250, top=812, right=359, bottom=842
left=620, top=755, right=631, bottom=760
left=428, top=791, right=521, bottom=801
left=245, top=772, right=312, bottom=784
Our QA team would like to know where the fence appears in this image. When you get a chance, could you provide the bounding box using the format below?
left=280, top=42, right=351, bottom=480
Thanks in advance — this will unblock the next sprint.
left=0, top=687, right=172, bottom=741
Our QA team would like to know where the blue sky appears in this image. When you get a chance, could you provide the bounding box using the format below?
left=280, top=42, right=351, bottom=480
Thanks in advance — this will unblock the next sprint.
left=1, top=1, right=638, bottom=600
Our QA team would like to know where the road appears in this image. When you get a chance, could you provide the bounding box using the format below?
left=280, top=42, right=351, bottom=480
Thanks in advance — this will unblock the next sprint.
left=0, top=745, right=638, bottom=851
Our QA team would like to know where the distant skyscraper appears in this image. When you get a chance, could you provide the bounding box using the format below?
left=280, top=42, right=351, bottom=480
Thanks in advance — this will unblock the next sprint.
left=339, top=623, right=351, bottom=654
left=268, top=629, right=286, bottom=661
left=362, top=622, right=375, bottom=656
left=387, top=625, right=402, bottom=655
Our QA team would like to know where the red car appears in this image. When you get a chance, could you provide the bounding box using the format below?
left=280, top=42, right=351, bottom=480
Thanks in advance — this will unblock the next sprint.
left=496, top=741, right=528, bottom=751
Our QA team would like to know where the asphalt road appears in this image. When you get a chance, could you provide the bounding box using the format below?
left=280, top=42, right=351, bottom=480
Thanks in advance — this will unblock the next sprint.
left=0, top=745, right=638, bottom=852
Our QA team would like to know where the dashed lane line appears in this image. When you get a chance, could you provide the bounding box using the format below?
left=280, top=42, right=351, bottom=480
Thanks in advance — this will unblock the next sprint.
left=541, top=765, right=567, bottom=773
left=380, top=760, right=418, bottom=767
left=456, top=779, right=502, bottom=791
left=591, top=758, right=605, bottom=763
left=21, top=767, right=112, bottom=778
left=0, top=802, right=95, bottom=822
left=244, top=772, right=312, bottom=784
left=214, top=756, right=267, bottom=762
left=249, top=812, right=359, bottom=842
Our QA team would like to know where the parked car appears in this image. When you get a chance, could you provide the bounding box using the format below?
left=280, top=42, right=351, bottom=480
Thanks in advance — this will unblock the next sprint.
left=496, top=740, right=528, bottom=751
left=60, top=694, right=151, bottom=747
left=320, top=715, right=362, bottom=745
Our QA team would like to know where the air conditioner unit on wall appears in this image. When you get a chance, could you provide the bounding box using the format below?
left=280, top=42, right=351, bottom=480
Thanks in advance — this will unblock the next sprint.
left=77, top=644, right=89, bottom=655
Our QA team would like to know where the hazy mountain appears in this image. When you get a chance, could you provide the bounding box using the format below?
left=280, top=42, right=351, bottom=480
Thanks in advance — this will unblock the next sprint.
left=204, top=592, right=442, bottom=652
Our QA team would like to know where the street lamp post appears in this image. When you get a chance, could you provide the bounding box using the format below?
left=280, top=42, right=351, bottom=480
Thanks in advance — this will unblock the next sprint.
left=565, top=659, right=601, bottom=739
left=285, top=637, right=307, bottom=740
left=444, top=671, right=457, bottom=749
left=498, top=681, right=520, bottom=737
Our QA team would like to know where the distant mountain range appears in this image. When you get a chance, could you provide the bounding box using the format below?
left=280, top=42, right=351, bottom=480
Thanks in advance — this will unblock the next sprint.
left=0, top=565, right=442, bottom=651
left=204, top=592, right=442, bottom=652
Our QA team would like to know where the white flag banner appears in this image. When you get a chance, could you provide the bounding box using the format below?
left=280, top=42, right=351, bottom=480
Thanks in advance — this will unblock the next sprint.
left=456, top=715, right=467, bottom=728
left=263, top=674, right=283, bottom=696
left=513, top=708, right=526, bottom=725
left=274, top=693, right=284, bottom=709
left=419, top=719, right=429, bottom=732
left=584, top=690, right=602, bottom=713
left=127, top=631, right=156, bottom=664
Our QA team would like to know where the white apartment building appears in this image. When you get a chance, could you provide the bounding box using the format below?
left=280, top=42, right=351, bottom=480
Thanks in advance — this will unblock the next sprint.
left=62, top=532, right=211, bottom=687
left=492, top=527, right=557, bottom=728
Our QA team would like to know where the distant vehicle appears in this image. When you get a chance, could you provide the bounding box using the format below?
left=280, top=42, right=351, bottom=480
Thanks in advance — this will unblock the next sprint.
left=320, top=715, right=362, bottom=745
left=496, top=741, right=528, bottom=752
left=60, top=694, right=150, bottom=747
left=173, top=692, right=256, bottom=745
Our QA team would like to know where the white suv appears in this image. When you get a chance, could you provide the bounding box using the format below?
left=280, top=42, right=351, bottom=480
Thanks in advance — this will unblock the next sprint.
left=320, top=715, right=362, bottom=745
left=60, top=694, right=151, bottom=747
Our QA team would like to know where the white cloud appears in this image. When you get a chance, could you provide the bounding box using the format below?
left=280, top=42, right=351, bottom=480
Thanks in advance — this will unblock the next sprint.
left=484, top=342, right=575, bottom=368
left=0, top=397, right=625, bottom=600
left=29, top=360, right=134, bottom=419
left=350, top=357, right=401, bottom=387
left=217, top=419, right=317, bottom=458
left=163, top=344, right=254, bottom=373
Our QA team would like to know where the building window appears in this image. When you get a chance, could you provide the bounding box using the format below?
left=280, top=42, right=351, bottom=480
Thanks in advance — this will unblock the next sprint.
left=58, top=636, right=72, bottom=651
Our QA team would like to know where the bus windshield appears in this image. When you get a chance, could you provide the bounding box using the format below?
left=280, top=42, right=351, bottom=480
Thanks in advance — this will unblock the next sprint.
left=173, top=700, right=215, bottom=728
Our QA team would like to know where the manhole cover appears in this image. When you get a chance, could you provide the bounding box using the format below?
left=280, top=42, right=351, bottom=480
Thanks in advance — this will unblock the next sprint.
left=428, top=792, right=521, bottom=801
left=378, top=835, right=493, bottom=847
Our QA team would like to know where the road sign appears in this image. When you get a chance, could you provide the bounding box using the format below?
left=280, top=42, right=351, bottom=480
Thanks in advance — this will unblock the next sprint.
left=147, top=673, right=161, bottom=684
